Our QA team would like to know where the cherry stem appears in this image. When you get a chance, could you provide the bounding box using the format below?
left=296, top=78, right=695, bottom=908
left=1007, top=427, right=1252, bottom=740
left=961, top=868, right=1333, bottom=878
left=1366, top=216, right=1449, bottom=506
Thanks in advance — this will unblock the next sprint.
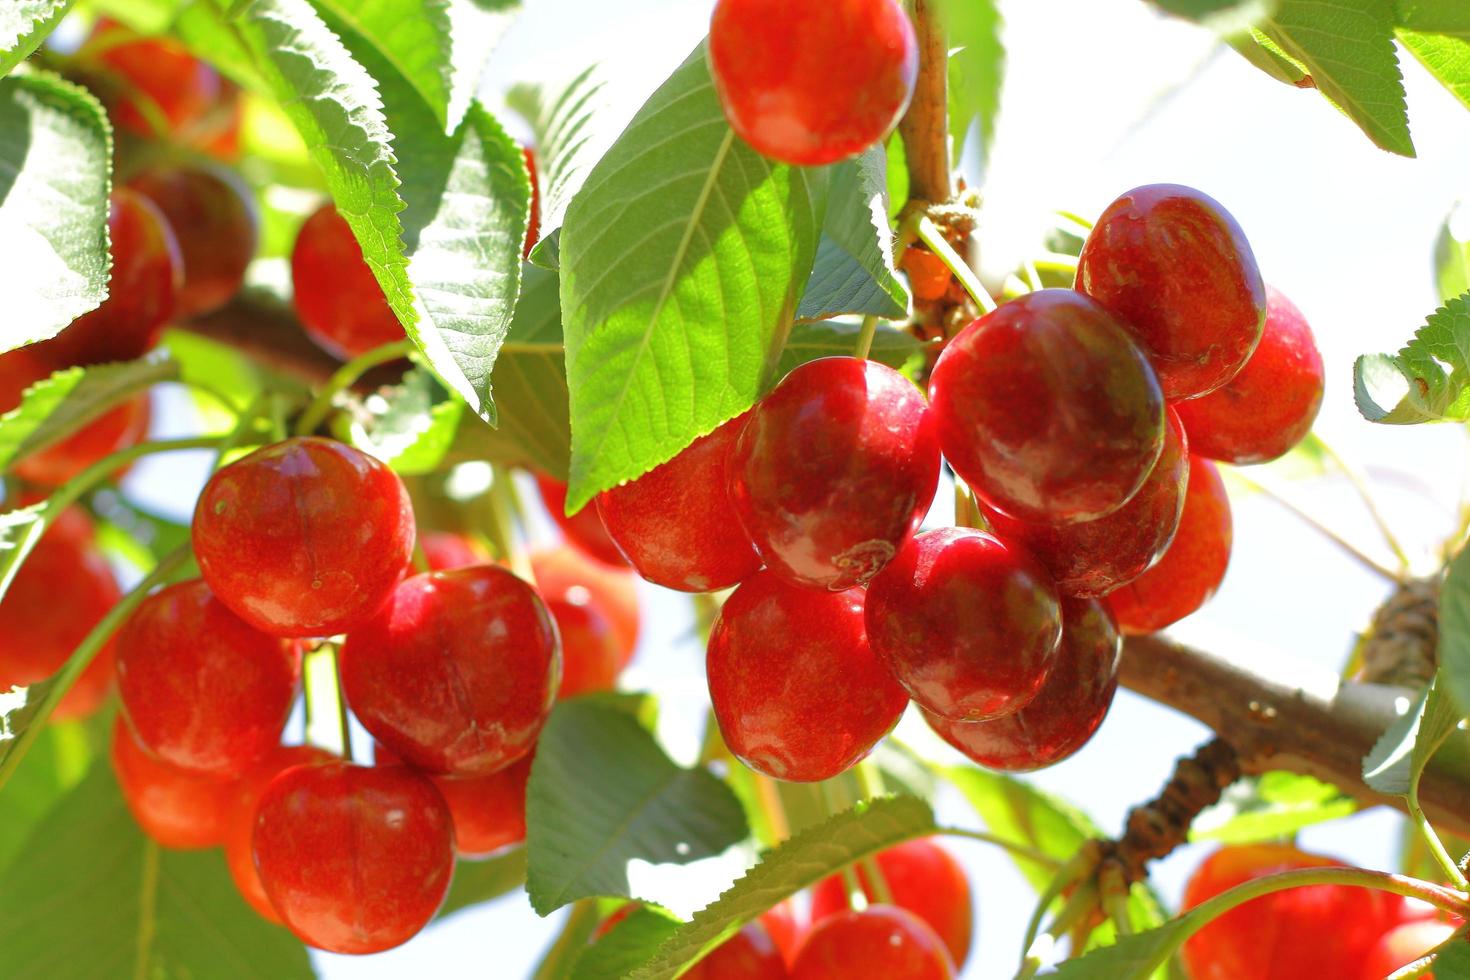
left=1410, top=721, right=1468, bottom=889
left=1097, top=860, right=1133, bottom=937
left=302, top=644, right=354, bottom=761
left=1016, top=843, right=1100, bottom=968
left=1388, top=955, right=1438, bottom=980
left=534, top=900, right=602, bottom=978
left=752, top=773, right=791, bottom=843
left=913, top=215, right=996, bottom=315
left=210, top=391, right=272, bottom=472
left=937, top=826, right=1066, bottom=872
left=294, top=338, right=416, bottom=437
left=487, top=465, right=533, bottom=583
left=1230, top=470, right=1402, bottom=583
left=1315, top=436, right=1413, bottom=575
left=853, top=316, right=880, bottom=360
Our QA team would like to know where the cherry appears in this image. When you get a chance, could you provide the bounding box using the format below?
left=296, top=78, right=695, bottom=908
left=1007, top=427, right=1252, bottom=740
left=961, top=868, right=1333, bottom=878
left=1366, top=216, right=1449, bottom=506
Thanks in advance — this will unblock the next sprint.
left=706, top=570, right=907, bottom=782
left=0, top=506, right=120, bottom=720
left=340, top=565, right=560, bottom=775
left=536, top=474, right=630, bottom=568
left=85, top=20, right=228, bottom=142
left=36, top=189, right=181, bottom=366
left=928, top=289, right=1165, bottom=525
left=686, top=919, right=790, bottom=979
left=866, top=527, right=1061, bottom=721
left=531, top=545, right=641, bottom=666
left=290, top=204, right=403, bottom=360
left=1109, top=456, right=1232, bottom=634
left=1174, top=286, right=1324, bottom=464
left=900, top=248, right=953, bottom=304
left=761, top=903, right=804, bottom=966
left=1181, top=844, right=1406, bottom=980
left=595, top=411, right=761, bottom=592
left=116, top=579, right=301, bottom=777
left=791, top=905, right=954, bottom=980
left=708, top=0, right=918, bottom=166
left=375, top=742, right=533, bottom=858
left=192, top=437, right=416, bottom=637
left=547, top=596, right=622, bottom=700
left=809, top=839, right=974, bottom=969
left=422, top=530, right=488, bottom=571
left=729, top=357, right=940, bottom=590
left=980, top=408, right=1189, bottom=597
left=252, top=760, right=455, bottom=954
left=223, top=744, right=334, bottom=922
left=127, top=164, right=259, bottom=319
left=1077, top=184, right=1266, bottom=400
left=111, top=717, right=234, bottom=849
left=924, top=596, right=1120, bottom=772
left=523, top=146, right=541, bottom=258
left=1361, top=918, right=1458, bottom=980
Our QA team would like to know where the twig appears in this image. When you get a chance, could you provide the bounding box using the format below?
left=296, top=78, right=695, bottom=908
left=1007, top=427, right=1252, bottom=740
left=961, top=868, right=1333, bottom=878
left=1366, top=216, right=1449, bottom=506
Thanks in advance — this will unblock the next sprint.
left=897, top=0, right=951, bottom=205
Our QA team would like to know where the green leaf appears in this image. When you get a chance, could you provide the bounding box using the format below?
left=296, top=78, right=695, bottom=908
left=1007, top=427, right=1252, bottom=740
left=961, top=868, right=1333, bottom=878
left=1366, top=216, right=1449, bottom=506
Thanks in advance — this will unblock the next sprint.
left=0, top=502, right=46, bottom=604
left=1047, top=921, right=1187, bottom=980
left=1259, top=0, right=1414, bottom=156
left=312, top=0, right=455, bottom=126
left=0, top=72, right=112, bottom=351
left=1191, top=772, right=1357, bottom=842
left=1435, top=203, right=1470, bottom=304
left=940, top=765, right=1099, bottom=889
left=0, top=1, right=75, bottom=76
left=796, top=145, right=908, bottom=323
left=1399, top=30, right=1470, bottom=110
left=574, top=906, right=682, bottom=980
left=625, top=796, right=936, bottom=980
left=1396, top=0, right=1470, bottom=33
left=1353, top=293, right=1470, bottom=424
left=439, top=848, right=528, bottom=917
left=525, top=700, right=747, bottom=916
left=1149, top=0, right=1276, bottom=32
left=776, top=320, right=926, bottom=380
left=1228, top=28, right=1311, bottom=84
left=1436, top=547, right=1470, bottom=721
left=557, top=44, right=826, bottom=512
left=935, top=0, right=1005, bottom=157
left=88, top=488, right=195, bottom=570
left=0, top=714, right=101, bottom=873
left=342, top=366, right=464, bottom=474
left=1431, top=931, right=1470, bottom=975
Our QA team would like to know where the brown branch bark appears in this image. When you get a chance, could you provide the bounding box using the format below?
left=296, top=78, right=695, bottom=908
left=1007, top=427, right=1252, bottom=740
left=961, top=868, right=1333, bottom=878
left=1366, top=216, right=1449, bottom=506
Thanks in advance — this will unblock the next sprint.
left=899, top=0, right=953, bottom=205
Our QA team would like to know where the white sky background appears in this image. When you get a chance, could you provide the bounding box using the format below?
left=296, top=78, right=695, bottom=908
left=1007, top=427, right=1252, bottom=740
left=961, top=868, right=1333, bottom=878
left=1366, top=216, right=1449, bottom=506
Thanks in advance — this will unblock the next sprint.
left=123, top=0, right=1470, bottom=976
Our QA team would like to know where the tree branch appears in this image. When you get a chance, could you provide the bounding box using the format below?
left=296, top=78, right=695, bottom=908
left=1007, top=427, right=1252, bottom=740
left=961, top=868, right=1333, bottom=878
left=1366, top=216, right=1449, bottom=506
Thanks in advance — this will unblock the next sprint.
left=899, top=0, right=952, bottom=205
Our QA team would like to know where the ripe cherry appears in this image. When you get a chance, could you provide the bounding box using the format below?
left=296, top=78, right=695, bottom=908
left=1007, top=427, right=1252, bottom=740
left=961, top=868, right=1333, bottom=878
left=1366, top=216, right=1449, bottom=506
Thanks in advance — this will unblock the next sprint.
left=1181, top=844, right=1405, bottom=980
left=928, top=289, right=1165, bottom=525
left=85, top=20, right=228, bottom=142
left=925, top=596, right=1121, bottom=772
left=866, top=527, right=1061, bottom=721
left=901, top=248, right=954, bottom=304
left=36, top=189, right=181, bottom=366
left=376, top=742, right=533, bottom=858
left=0, top=506, right=120, bottom=720
left=111, top=717, right=234, bottom=849
left=686, top=919, right=790, bottom=979
left=531, top=545, right=641, bottom=666
left=523, top=146, right=541, bottom=258
left=340, top=565, right=560, bottom=775
left=791, top=905, right=954, bottom=980
left=730, top=357, right=940, bottom=590
left=116, top=579, right=301, bottom=777
left=252, top=760, right=455, bottom=954
left=1361, top=918, right=1458, bottom=980
left=707, top=570, right=907, bottom=782
left=1174, top=286, right=1324, bottom=464
left=547, top=596, right=621, bottom=699
left=536, top=475, right=630, bottom=568
left=981, top=408, right=1188, bottom=597
left=223, top=744, right=334, bottom=922
left=708, top=0, right=918, bottom=166
left=761, top=902, right=803, bottom=965
left=192, top=437, right=416, bottom=637
left=1077, top=184, right=1266, bottom=400
left=595, top=412, right=761, bottom=592
left=128, top=164, right=259, bottom=318
left=421, top=530, right=488, bottom=571
left=809, top=839, right=974, bottom=969
left=290, top=205, right=403, bottom=359
left=1109, top=456, right=1232, bottom=634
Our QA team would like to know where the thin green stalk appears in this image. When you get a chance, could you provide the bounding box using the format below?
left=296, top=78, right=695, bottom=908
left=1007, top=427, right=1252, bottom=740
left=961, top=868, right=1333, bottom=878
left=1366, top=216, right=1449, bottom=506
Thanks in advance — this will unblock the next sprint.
left=487, top=465, right=531, bottom=582
left=913, top=216, right=996, bottom=314
left=1232, top=471, right=1400, bottom=583
left=939, top=826, right=1065, bottom=873
left=183, top=378, right=244, bottom=417
left=1017, top=879, right=1098, bottom=976
left=1098, top=861, right=1134, bottom=937
left=211, top=392, right=271, bottom=472
left=1017, top=844, right=1100, bottom=966
left=302, top=644, right=354, bottom=761
left=294, top=339, right=415, bottom=436
left=1023, top=259, right=1043, bottom=293
left=853, top=316, right=880, bottom=359
left=1410, top=725, right=1468, bottom=888
left=1317, top=437, right=1412, bottom=575
left=533, top=900, right=601, bottom=979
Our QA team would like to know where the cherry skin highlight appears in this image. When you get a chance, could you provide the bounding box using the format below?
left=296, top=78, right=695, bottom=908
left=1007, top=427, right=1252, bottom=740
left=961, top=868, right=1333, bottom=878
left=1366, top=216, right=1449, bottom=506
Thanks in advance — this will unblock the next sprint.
left=223, top=744, right=334, bottom=923
left=707, top=569, right=907, bottom=782
left=1109, top=456, right=1232, bottom=635
left=252, top=761, right=455, bottom=954
left=925, top=596, right=1121, bottom=772
left=340, top=565, right=560, bottom=775
left=708, top=0, right=918, bottom=166
left=596, top=411, right=761, bottom=592
left=531, top=545, right=641, bottom=666
left=928, top=289, right=1165, bottom=525
left=981, top=408, right=1189, bottom=598
left=866, top=527, right=1061, bottom=721
left=809, top=838, right=974, bottom=969
left=128, top=164, right=259, bottom=318
left=116, top=579, right=301, bottom=777
left=375, top=742, right=533, bottom=858
left=791, top=905, right=955, bottom=980
left=1077, top=183, right=1266, bottom=400
left=192, top=437, right=416, bottom=638
left=730, top=357, right=940, bottom=590
left=1360, top=918, right=1458, bottom=980
left=1174, top=286, right=1324, bottom=464
left=111, top=717, right=235, bottom=849
left=536, top=475, right=630, bottom=568
left=290, top=205, right=404, bottom=359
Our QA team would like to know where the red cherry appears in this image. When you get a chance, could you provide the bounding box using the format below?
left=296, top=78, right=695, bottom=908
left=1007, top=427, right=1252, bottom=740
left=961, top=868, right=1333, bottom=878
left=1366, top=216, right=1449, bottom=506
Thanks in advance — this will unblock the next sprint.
left=86, top=21, right=226, bottom=141
left=730, top=357, right=940, bottom=590
left=531, top=546, right=641, bottom=666
left=523, top=146, right=541, bottom=258
left=1077, top=184, right=1266, bottom=400
left=1181, top=844, right=1405, bottom=980
left=760, top=903, right=804, bottom=966
left=1360, top=918, right=1458, bottom=980
left=111, top=717, right=235, bottom=849
left=421, top=530, right=488, bottom=571
left=1174, top=286, right=1324, bottom=464
left=36, top=189, right=181, bottom=366
left=981, top=408, right=1189, bottom=598
left=791, top=905, right=954, bottom=979
left=809, top=839, right=974, bottom=969
left=536, top=475, right=630, bottom=568
left=1109, top=456, right=1232, bottom=634
left=223, top=744, right=335, bottom=922
left=290, top=205, right=403, bottom=360
left=687, top=919, right=790, bottom=979
left=340, top=565, right=560, bottom=775
left=866, top=527, right=1060, bottom=721
left=928, top=289, right=1165, bottom=525
left=252, top=761, right=455, bottom=954
left=192, top=437, right=416, bottom=637
left=596, top=412, right=761, bottom=592
left=547, top=597, right=622, bottom=700
left=127, top=164, right=259, bottom=319
left=924, top=596, right=1120, bottom=772
left=708, top=0, right=918, bottom=166
left=707, top=570, right=907, bottom=782
left=116, top=579, right=301, bottom=777
left=374, top=741, right=532, bottom=858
